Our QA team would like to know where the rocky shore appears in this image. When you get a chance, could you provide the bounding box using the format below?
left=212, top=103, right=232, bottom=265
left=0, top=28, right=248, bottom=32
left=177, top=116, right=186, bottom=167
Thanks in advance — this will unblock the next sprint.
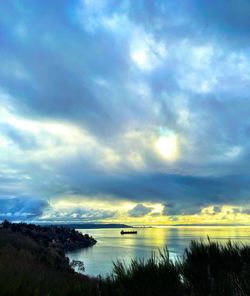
left=1, top=220, right=97, bottom=252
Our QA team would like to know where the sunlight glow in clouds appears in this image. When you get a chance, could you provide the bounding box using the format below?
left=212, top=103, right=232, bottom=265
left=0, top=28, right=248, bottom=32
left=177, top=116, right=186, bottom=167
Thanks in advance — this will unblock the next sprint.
left=130, top=31, right=167, bottom=70
left=131, top=49, right=148, bottom=68
left=1, top=0, right=250, bottom=224
left=155, top=135, right=179, bottom=160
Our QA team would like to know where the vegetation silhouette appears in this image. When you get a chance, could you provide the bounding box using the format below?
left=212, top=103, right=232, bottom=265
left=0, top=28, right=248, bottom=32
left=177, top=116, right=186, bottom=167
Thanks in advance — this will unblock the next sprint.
left=0, top=221, right=249, bottom=296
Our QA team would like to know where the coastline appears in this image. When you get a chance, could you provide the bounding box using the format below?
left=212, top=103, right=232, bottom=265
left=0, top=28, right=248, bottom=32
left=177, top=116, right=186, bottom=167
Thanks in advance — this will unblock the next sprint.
left=1, top=220, right=97, bottom=252
left=0, top=221, right=250, bottom=295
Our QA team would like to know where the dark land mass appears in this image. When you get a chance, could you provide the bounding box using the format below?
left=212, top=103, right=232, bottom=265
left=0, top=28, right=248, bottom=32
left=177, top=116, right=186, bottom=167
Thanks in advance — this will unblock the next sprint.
left=0, top=220, right=250, bottom=296
left=1, top=220, right=96, bottom=252
left=54, top=223, right=131, bottom=229
left=0, top=220, right=97, bottom=295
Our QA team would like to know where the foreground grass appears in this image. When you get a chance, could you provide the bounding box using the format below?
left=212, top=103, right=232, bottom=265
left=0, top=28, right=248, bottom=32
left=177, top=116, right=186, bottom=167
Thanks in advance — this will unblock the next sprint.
left=182, top=239, right=250, bottom=296
left=0, top=227, right=249, bottom=296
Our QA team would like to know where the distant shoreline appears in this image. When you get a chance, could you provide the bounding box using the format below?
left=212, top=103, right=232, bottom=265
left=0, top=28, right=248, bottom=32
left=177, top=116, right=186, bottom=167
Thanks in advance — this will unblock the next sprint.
left=40, top=223, right=132, bottom=229
left=2, top=221, right=250, bottom=229
left=153, top=223, right=250, bottom=227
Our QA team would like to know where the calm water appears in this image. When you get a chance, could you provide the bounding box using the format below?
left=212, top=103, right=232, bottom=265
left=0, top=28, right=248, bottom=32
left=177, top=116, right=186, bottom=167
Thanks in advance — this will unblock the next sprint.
left=67, top=226, right=250, bottom=277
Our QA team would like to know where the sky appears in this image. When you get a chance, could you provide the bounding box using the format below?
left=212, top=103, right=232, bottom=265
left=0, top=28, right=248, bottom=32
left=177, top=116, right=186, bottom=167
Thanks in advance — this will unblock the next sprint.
left=0, top=0, right=250, bottom=225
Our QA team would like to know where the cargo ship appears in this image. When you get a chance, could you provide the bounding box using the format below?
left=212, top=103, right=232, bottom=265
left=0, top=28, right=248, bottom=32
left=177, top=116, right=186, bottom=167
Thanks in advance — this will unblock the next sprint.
left=120, top=230, right=137, bottom=235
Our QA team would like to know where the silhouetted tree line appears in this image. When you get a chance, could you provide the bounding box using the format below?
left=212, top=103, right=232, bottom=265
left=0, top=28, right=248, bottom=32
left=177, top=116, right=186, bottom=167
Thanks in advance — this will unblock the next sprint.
left=1, top=220, right=96, bottom=252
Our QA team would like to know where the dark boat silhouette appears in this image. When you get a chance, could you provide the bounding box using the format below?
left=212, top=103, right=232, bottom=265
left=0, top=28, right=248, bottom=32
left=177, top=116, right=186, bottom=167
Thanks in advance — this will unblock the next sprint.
left=120, top=230, right=137, bottom=235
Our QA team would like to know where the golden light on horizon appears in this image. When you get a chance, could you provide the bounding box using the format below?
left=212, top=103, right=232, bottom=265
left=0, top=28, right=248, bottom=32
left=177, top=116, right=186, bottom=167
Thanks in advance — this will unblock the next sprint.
left=155, top=135, right=178, bottom=160
left=42, top=198, right=250, bottom=225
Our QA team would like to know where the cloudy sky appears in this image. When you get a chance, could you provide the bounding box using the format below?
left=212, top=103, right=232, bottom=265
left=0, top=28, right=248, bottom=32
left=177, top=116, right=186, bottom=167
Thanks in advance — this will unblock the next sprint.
left=1, top=0, right=250, bottom=224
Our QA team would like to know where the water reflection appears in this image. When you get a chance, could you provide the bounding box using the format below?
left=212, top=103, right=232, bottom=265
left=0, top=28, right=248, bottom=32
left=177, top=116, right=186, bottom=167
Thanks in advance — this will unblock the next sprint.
left=67, top=226, right=250, bottom=277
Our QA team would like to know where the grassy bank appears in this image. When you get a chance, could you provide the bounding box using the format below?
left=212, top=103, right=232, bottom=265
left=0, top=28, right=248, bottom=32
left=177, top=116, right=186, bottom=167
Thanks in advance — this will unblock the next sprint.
left=0, top=225, right=249, bottom=296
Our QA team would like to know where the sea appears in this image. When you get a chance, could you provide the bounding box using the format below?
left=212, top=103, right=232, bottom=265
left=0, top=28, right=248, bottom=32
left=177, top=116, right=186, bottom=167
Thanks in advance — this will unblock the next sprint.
left=67, top=226, right=250, bottom=277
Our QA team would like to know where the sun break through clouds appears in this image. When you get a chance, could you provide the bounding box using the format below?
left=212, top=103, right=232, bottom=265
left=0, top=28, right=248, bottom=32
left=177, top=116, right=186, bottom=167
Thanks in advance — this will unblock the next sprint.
left=0, top=0, right=250, bottom=224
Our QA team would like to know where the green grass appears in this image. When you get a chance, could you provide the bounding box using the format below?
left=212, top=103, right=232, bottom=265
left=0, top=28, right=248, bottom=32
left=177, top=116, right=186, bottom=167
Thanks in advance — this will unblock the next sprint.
left=0, top=227, right=249, bottom=296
